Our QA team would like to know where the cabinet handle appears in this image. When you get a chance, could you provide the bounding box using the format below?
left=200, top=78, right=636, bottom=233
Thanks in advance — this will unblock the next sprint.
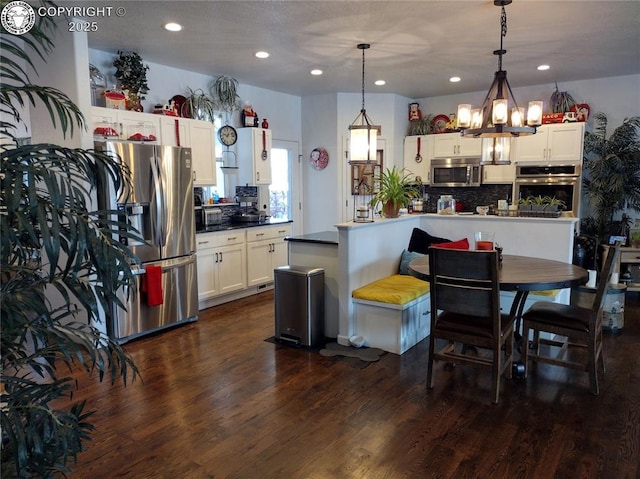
left=227, top=236, right=236, bottom=241
left=198, top=240, right=209, bottom=245
left=278, top=230, right=286, bottom=234
left=548, top=148, right=551, bottom=159
left=215, top=252, right=219, bottom=263
left=256, top=233, right=264, bottom=237
left=219, top=252, right=223, bottom=262
left=193, top=171, right=197, bottom=181
left=256, top=172, right=260, bottom=182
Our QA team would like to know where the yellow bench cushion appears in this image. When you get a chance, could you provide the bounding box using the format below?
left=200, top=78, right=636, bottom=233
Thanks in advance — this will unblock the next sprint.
left=531, top=289, right=560, bottom=297
left=352, top=274, right=430, bottom=305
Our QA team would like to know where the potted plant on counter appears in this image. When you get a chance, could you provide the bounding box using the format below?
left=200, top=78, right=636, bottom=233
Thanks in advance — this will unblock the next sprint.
left=370, top=166, right=420, bottom=218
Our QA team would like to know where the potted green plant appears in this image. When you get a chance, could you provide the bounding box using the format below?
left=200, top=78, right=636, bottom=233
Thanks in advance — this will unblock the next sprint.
left=113, top=50, right=149, bottom=111
left=370, top=166, right=420, bottom=218
left=184, top=87, right=216, bottom=121
left=210, top=75, right=240, bottom=114
left=2, top=10, right=138, bottom=477
left=582, top=112, right=640, bottom=242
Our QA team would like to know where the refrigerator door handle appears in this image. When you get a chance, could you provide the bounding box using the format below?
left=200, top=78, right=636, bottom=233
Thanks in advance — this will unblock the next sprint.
left=154, top=254, right=196, bottom=272
left=150, top=154, right=166, bottom=247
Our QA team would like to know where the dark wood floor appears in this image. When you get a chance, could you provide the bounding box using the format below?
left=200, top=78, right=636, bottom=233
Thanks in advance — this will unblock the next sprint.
left=65, top=291, right=640, bottom=478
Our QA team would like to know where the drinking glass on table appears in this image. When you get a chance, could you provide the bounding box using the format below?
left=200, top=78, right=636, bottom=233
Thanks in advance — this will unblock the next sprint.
left=475, top=231, right=495, bottom=250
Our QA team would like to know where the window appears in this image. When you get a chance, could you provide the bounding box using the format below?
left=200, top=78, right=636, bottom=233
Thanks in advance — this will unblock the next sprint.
left=269, top=147, right=290, bottom=220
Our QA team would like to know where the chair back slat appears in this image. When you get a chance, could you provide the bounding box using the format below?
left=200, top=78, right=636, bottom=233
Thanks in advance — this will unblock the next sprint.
left=429, top=248, right=501, bottom=322
left=592, top=241, right=622, bottom=314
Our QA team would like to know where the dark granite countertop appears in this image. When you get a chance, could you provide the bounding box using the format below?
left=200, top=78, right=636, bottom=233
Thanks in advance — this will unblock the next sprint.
left=285, top=230, right=338, bottom=245
left=196, top=218, right=292, bottom=234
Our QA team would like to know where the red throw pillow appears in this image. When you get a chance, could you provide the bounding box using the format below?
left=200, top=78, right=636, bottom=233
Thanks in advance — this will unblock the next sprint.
left=433, top=238, right=469, bottom=250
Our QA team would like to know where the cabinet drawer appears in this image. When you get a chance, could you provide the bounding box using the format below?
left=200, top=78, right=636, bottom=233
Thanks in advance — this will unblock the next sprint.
left=246, top=224, right=290, bottom=242
left=196, top=233, right=217, bottom=251
left=216, top=231, right=245, bottom=246
left=197, top=230, right=246, bottom=250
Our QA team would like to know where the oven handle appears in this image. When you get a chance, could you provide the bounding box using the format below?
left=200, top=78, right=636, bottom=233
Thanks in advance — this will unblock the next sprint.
left=466, top=165, right=471, bottom=185
left=515, top=176, right=580, bottom=185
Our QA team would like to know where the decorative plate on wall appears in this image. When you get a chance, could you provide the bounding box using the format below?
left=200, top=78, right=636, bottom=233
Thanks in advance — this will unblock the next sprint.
left=310, top=147, right=329, bottom=170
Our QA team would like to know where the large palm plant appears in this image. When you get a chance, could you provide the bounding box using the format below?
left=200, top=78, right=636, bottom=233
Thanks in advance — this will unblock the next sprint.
left=582, top=113, right=640, bottom=241
left=1, top=2, right=139, bottom=477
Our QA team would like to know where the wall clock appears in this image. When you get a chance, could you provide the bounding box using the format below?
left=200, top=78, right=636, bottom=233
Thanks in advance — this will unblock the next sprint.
left=310, top=147, right=329, bottom=170
left=218, top=125, right=237, bottom=146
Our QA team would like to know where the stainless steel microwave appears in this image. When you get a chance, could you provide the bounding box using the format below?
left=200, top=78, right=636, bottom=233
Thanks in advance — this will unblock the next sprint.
left=430, top=158, right=482, bottom=187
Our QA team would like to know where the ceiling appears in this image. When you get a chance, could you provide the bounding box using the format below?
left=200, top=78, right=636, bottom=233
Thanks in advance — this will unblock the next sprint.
left=81, top=0, right=640, bottom=99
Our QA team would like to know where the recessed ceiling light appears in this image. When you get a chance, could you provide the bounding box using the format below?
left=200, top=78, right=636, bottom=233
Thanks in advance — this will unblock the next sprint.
left=310, top=69, right=323, bottom=76
left=374, top=80, right=386, bottom=86
left=537, top=64, right=550, bottom=71
left=163, top=22, right=182, bottom=32
left=255, top=51, right=269, bottom=59
left=450, top=76, right=461, bottom=83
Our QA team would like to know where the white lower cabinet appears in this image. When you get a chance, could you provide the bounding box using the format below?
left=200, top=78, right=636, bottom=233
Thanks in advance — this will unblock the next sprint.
left=196, top=231, right=246, bottom=302
left=246, top=224, right=291, bottom=286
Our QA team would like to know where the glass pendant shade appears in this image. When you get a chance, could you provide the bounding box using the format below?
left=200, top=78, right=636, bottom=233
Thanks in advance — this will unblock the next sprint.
left=527, top=101, right=543, bottom=126
left=492, top=99, right=508, bottom=124
left=471, top=109, right=483, bottom=129
left=481, top=137, right=511, bottom=165
left=512, top=107, right=525, bottom=127
left=457, top=104, right=472, bottom=128
left=349, top=117, right=379, bottom=163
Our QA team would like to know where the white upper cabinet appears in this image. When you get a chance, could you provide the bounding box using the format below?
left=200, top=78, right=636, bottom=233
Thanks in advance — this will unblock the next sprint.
left=92, top=107, right=216, bottom=185
left=514, top=123, right=585, bottom=164
left=483, top=163, right=516, bottom=184
left=403, top=135, right=430, bottom=183
left=91, top=106, right=160, bottom=143
left=237, top=127, right=272, bottom=185
left=431, top=132, right=482, bottom=158
left=187, top=120, right=217, bottom=186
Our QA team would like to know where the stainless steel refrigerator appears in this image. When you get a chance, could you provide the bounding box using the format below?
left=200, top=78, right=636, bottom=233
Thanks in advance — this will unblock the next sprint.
left=95, top=141, right=198, bottom=343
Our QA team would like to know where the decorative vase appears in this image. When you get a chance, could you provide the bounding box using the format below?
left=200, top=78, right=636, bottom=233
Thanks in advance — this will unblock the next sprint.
left=383, top=201, right=400, bottom=218
left=125, top=91, right=143, bottom=112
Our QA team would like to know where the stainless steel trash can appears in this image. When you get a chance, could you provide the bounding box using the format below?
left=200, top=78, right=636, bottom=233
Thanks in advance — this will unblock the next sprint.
left=274, top=265, right=325, bottom=346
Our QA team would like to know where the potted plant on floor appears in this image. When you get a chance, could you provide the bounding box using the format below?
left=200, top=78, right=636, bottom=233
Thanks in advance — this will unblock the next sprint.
left=582, top=112, right=640, bottom=242
left=1, top=7, right=138, bottom=477
left=370, top=166, right=420, bottom=218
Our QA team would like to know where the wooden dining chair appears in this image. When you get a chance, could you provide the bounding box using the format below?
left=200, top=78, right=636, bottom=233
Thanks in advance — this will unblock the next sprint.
left=427, top=247, right=515, bottom=404
left=521, top=241, right=622, bottom=395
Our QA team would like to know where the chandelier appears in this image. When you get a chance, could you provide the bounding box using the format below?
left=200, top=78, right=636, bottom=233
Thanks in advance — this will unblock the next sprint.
left=348, top=43, right=380, bottom=164
left=457, top=0, right=543, bottom=165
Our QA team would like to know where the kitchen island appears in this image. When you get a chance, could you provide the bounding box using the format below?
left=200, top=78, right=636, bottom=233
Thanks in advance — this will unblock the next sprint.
left=334, top=213, right=580, bottom=348
left=286, top=231, right=339, bottom=338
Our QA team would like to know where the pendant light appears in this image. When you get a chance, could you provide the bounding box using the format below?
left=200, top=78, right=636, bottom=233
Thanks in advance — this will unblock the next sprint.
left=348, top=43, right=380, bottom=164
left=457, top=0, right=543, bottom=164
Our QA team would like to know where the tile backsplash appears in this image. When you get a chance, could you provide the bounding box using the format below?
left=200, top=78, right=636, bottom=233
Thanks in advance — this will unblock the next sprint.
left=420, top=184, right=513, bottom=213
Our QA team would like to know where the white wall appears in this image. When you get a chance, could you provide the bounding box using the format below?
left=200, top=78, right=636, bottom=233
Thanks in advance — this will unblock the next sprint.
left=301, top=94, right=338, bottom=233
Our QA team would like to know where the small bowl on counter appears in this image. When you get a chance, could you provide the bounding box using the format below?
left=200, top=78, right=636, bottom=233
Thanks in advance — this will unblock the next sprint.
left=476, top=205, right=490, bottom=215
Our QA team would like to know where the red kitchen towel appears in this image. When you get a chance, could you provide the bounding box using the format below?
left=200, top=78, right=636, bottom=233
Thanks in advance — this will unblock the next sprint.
left=141, top=265, right=163, bottom=306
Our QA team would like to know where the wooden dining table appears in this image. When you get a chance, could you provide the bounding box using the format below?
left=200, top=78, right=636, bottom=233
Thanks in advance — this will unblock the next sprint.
left=408, top=254, right=589, bottom=333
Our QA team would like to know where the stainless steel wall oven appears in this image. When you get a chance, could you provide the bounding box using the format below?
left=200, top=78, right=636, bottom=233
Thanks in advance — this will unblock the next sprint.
left=514, top=164, right=581, bottom=217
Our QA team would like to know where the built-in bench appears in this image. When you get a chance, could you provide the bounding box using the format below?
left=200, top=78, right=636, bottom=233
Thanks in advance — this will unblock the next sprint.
left=352, top=274, right=431, bottom=354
